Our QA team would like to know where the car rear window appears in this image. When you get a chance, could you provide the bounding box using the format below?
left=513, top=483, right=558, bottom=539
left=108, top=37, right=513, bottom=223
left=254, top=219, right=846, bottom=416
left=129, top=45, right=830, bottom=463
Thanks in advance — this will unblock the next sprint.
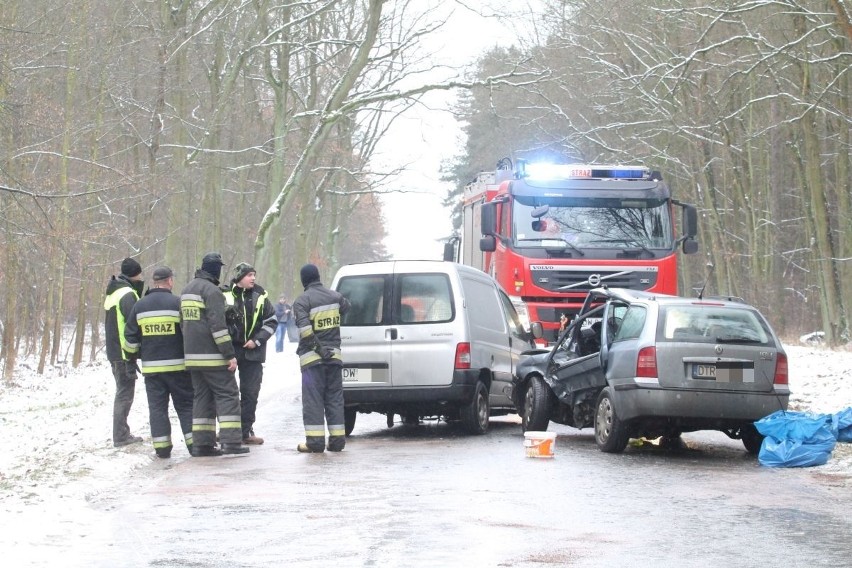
left=658, top=305, right=772, bottom=345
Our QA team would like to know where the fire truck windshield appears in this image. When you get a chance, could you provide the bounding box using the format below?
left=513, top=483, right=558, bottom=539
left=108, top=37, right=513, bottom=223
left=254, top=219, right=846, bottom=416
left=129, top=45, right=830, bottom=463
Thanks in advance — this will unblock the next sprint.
left=512, top=197, right=673, bottom=252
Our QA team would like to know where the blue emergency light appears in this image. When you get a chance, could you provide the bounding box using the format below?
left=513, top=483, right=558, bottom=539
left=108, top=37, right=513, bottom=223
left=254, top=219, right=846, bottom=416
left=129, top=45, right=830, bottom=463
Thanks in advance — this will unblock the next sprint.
left=521, top=162, right=651, bottom=181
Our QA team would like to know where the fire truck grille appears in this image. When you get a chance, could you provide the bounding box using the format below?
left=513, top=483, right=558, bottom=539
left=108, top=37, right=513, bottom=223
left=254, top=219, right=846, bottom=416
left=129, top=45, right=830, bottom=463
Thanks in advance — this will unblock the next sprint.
left=530, top=268, right=658, bottom=293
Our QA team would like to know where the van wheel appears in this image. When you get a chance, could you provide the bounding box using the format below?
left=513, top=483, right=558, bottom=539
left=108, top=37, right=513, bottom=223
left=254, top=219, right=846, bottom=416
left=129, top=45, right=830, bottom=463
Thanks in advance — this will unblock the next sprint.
left=522, top=376, right=553, bottom=432
left=460, top=381, right=490, bottom=435
left=741, top=424, right=764, bottom=455
left=344, top=408, right=357, bottom=437
left=594, top=387, right=629, bottom=453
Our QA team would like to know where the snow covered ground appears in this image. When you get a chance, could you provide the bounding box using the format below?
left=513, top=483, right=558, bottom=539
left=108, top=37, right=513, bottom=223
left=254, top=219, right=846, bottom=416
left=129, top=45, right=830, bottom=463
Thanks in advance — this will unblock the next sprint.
left=0, top=343, right=850, bottom=514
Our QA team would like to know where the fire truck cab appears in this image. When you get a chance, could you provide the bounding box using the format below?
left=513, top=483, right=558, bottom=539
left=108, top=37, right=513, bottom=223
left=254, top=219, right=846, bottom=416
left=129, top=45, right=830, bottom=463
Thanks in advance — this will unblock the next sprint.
left=455, top=158, right=699, bottom=343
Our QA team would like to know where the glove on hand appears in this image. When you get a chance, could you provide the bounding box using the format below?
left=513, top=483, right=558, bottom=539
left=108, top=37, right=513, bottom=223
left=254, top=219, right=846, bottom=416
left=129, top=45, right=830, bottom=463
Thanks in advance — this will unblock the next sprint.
left=320, top=347, right=334, bottom=360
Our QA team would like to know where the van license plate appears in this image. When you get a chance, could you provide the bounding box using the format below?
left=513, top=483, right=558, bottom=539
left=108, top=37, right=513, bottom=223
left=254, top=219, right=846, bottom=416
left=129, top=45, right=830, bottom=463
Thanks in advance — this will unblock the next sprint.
left=343, top=367, right=373, bottom=382
left=693, top=364, right=716, bottom=379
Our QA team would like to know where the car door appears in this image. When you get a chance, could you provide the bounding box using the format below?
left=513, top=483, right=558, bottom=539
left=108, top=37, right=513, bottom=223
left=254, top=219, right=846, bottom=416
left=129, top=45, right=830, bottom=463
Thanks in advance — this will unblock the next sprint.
left=546, top=305, right=607, bottom=403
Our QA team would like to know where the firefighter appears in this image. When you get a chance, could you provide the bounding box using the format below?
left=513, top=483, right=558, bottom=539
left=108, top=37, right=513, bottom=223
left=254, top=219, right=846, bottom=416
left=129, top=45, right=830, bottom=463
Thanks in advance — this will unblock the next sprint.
left=103, top=257, right=145, bottom=447
left=223, top=262, right=277, bottom=445
left=124, top=266, right=194, bottom=458
left=293, top=263, right=351, bottom=453
left=180, top=252, right=249, bottom=457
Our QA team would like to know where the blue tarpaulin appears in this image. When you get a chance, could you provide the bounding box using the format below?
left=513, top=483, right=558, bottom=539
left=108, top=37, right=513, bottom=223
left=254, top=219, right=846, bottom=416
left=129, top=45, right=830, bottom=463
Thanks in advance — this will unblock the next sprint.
left=755, top=410, right=837, bottom=468
left=834, top=407, right=852, bottom=443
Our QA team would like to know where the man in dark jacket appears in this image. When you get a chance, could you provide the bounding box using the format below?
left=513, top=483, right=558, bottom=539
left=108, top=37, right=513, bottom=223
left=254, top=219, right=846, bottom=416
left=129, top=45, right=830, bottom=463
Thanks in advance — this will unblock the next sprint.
left=293, top=264, right=350, bottom=453
left=124, top=266, right=194, bottom=459
left=103, top=257, right=145, bottom=447
left=223, top=262, right=277, bottom=445
left=273, top=296, right=292, bottom=353
left=179, top=252, right=249, bottom=457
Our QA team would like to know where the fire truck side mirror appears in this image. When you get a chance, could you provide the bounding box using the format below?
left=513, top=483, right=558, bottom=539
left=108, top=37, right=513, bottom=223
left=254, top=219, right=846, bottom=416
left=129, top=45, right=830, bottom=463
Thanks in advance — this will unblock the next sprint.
left=443, top=242, right=456, bottom=262
left=480, top=235, right=496, bottom=252
left=683, top=239, right=699, bottom=255
left=481, top=202, right=497, bottom=236
left=682, top=204, right=698, bottom=239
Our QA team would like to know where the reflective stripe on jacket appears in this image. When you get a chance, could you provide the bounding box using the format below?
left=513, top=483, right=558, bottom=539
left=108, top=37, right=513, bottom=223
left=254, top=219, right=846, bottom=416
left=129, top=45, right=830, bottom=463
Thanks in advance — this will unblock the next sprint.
left=124, top=288, right=186, bottom=374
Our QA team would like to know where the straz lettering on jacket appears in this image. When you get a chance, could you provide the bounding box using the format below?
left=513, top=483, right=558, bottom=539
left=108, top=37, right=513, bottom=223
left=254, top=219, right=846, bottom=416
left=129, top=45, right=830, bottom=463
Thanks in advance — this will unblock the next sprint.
left=182, top=306, right=201, bottom=320
left=312, top=309, right=340, bottom=331
left=142, top=321, right=175, bottom=335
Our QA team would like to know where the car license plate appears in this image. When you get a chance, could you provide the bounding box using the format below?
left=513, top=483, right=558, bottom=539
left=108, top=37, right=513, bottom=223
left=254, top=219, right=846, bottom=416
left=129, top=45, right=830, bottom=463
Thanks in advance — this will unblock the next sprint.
left=693, top=364, right=716, bottom=379
left=692, top=363, right=755, bottom=382
left=343, top=367, right=373, bottom=382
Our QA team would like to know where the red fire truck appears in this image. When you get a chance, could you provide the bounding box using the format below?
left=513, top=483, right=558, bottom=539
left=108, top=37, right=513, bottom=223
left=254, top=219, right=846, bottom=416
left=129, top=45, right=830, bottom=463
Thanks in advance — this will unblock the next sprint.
left=451, top=158, right=699, bottom=343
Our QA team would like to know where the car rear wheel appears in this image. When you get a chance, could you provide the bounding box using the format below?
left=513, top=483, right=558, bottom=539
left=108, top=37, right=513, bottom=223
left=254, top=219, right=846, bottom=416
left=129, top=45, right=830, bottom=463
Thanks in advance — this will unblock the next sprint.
left=595, top=387, right=629, bottom=453
left=522, top=376, right=553, bottom=432
left=344, top=407, right=357, bottom=437
left=460, top=381, right=490, bottom=435
left=741, top=424, right=764, bottom=455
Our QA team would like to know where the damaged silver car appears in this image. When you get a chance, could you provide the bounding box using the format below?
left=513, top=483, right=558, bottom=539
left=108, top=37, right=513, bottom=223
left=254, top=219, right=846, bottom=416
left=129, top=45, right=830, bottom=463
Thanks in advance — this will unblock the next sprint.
left=514, top=288, right=790, bottom=453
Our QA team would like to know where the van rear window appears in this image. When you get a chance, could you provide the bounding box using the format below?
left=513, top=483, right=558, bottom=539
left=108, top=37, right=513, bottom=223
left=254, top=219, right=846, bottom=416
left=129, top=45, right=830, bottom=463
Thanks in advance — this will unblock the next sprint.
left=338, top=275, right=387, bottom=325
left=398, top=274, right=454, bottom=323
left=337, top=273, right=454, bottom=326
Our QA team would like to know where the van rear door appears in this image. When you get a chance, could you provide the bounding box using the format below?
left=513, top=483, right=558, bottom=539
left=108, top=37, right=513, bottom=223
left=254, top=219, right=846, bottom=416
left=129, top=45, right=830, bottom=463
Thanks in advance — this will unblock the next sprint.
left=391, top=271, right=459, bottom=387
left=336, top=274, right=394, bottom=388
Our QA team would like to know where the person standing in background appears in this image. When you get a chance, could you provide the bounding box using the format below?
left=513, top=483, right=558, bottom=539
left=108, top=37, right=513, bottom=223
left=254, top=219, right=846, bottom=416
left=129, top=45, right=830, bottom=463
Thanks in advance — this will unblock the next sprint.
left=274, top=296, right=292, bottom=353
left=293, top=264, right=350, bottom=453
left=124, top=266, right=194, bottom=458
left=180, top=252, right=249, bottom=457
left=103, top=257, right=145, bottom=448
left=223, top=263, right=277, bottom=445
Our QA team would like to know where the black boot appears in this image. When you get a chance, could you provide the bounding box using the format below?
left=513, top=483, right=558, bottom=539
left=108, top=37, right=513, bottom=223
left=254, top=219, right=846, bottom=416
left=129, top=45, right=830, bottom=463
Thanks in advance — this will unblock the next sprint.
left=191, top=445, right=223, bottom=457
left=222, top=443, right=250, bottom=456
left=155, top=447, right=172, bottom=459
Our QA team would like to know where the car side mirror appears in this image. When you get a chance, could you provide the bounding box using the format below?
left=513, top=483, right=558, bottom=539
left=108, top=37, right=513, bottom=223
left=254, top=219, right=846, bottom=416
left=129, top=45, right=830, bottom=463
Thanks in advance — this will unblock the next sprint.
left=529, top=321, right=544, bottom=340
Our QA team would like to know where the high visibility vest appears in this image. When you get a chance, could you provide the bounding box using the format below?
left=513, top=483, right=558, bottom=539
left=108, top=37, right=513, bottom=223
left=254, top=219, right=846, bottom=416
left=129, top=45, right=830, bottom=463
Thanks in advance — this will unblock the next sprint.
left=223, top=288, right=269, bottom=341
left=104, top=286, right=139, bottom=360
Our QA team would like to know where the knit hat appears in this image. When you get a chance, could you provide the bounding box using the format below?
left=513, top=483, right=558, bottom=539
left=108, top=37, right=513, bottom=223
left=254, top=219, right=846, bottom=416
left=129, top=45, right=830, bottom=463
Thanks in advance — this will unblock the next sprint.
left=121, top=257, right=142, bottom=278
left=201, top=252, right=225, bottom=279
left=152, top=266, right=174, bottom=282
left=232, top=262, right=256, bottom=283
left=300, top=264, right=321, bottom=287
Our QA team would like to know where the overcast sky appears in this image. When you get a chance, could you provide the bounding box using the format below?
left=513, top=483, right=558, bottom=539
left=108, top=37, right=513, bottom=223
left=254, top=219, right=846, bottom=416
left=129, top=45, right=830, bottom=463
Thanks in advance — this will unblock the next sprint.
left=375, top=2, right=538, bottom=260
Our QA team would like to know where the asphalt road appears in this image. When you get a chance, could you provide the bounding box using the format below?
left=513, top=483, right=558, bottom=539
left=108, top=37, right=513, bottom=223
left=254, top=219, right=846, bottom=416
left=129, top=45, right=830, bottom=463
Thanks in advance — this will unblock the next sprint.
left=41, top=358, right=852, bottom=568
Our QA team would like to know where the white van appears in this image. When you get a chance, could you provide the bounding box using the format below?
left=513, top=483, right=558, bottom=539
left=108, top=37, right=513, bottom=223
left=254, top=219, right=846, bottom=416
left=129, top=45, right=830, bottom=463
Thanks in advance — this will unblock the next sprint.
left=331, top=260, right=534, bottom=435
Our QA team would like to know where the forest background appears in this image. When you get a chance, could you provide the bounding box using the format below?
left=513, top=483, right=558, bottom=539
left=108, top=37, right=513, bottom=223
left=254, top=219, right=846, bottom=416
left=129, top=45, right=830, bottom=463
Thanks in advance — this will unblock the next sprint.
left=1, top=0, right=850, bottom=380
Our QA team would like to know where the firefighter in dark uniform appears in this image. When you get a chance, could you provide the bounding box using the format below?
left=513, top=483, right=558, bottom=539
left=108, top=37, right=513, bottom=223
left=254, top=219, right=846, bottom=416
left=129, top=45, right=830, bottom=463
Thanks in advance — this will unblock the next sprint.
left=223, top=262, right=277, bottom=445
left=180, top=252, right=249, bottom=457
left=103, top=257, right=145, bottom=447
left=293, top=264, right=351, bottom=453
left=124, top=266, right=194, bottom=458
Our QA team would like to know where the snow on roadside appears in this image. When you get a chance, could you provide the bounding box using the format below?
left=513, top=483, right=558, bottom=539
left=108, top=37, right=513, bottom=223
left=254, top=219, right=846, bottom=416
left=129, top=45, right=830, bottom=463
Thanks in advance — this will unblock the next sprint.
left=0, top=343, right=850, bottom=510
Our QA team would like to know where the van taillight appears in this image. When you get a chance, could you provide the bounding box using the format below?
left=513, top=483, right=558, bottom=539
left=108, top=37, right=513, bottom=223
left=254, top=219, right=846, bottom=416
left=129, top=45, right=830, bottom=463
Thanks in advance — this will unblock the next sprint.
left=636, top=346, right=657, bottom=378
left=774, top=352, right=788, bottom=385
left=455, top=343, right=471, bottom=369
